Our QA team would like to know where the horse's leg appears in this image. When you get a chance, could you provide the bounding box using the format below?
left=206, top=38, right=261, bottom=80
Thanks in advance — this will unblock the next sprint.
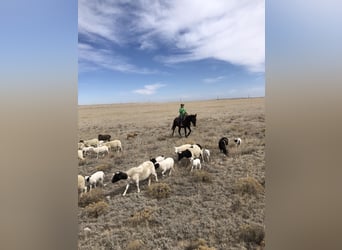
left=187, top=126, right=191, bottom=137
left=178, top=126, right=182, bottom=137
left=184, top=127, right=188, bottom=137
left=171, top=121, right=177, bottom=136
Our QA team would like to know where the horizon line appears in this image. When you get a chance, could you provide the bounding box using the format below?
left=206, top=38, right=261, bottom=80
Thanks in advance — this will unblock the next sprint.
left=78, top=96, right=265, bottom=107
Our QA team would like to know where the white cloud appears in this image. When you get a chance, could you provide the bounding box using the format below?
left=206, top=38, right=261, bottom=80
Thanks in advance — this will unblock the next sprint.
left=134, top=0, right=265, bottom=72
left=78, top=0, right=125, bottom=44
left=78, top=0, right=265, bottom=73
left=133, top=83, right=166, bottom=95
left=203, top=76, right=225, bottom=83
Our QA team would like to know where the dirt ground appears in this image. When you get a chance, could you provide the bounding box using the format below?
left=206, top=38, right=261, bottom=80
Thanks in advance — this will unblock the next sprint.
left=78, top=98, right=265, bottom=250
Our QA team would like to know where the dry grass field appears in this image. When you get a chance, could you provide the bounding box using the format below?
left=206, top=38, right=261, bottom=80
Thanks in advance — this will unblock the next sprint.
left=78, top=97, right=265, bottom=250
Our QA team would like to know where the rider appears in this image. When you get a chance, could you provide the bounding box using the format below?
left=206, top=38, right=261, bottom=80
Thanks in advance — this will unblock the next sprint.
left=178, top=103, right=187, bottom=126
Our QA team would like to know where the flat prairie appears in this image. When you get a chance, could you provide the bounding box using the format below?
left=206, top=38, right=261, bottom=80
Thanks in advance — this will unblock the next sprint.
left=78, top=97, right=265, bottom=250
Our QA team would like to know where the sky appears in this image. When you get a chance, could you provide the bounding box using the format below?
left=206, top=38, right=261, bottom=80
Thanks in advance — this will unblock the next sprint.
left=78, top=0, right=265, bottom=105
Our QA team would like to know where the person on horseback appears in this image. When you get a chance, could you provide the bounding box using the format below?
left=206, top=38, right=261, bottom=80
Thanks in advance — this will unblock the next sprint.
left=178, top=103, right=187, bottom=126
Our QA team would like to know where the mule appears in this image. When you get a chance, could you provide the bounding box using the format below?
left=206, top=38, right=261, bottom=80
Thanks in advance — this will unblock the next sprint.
left=171, top=114, right=197, bottom=137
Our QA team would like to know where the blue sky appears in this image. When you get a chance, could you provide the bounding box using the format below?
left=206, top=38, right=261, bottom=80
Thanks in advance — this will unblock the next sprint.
left=78, top=0, right=264, bottom=105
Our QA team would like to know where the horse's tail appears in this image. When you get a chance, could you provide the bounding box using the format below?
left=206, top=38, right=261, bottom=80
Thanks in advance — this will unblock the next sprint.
left=171, top=120, right=176, bottom=130
left=172, top=118, right=179, bottom=129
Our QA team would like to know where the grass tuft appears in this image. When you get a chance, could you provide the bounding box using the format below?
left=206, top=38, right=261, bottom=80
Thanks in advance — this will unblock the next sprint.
left=95, top=164, right=111, bottom=172
left=157, top=136, right=167, bottom=141
left=240, top=147, right=256, bottom=155
left=231, top=195, right=242, bottom=213
left=235, top=177, right=264, bottom=196
left=114, top=156, right=124, bottom=165
left=185, top=238, right=216, bottom=250
left=78, top=160, right=86, bottom=166
left=128, top=207, right=154, bottom=226
left=239, top=224, right=265, bottom=245
left=83, top=201, right=109, bottom=218
left=147, top=183, right=171, bottom=200
left=192, top=170, right=213, bottom=183
left=78, top=189, right=104, bottom=207
left=126, top=239, right=145, bottom=250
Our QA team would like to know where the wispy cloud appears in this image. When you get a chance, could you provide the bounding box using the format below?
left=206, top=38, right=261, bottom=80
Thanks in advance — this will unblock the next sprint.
left=203, top=76, right=225, bottom=83
left=78, top=43, right=157, bottom=74
left=78, top=0, right=125, bottom=44
left=78, top=0, right=264, bottom=73
left=133, top=83, right=166, bottom=95
left=131, top=0, right=265, bottom=72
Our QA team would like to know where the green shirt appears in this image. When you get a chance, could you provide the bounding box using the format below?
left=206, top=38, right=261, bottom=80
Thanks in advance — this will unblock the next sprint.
left=179, top=107, right=186, bottom=116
